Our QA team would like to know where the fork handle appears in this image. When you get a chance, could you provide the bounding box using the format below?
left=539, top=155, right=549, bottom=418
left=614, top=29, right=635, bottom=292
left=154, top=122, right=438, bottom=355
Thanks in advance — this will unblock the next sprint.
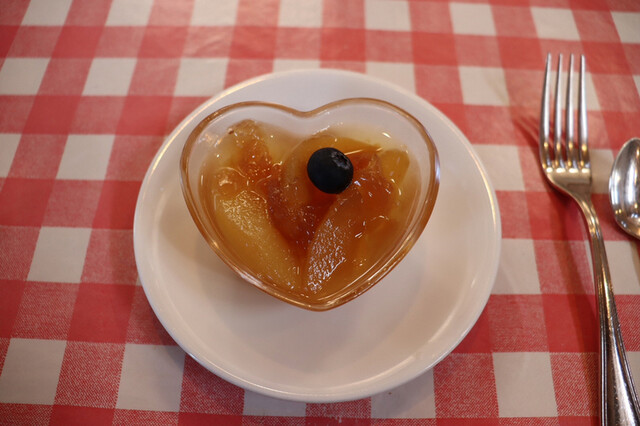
left=576, top=195, right=640, bottom=425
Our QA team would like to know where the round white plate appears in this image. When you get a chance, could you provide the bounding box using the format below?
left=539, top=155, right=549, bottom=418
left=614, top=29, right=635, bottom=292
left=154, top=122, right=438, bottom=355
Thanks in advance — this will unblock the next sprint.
left=133, top=69, right=501, bottom=403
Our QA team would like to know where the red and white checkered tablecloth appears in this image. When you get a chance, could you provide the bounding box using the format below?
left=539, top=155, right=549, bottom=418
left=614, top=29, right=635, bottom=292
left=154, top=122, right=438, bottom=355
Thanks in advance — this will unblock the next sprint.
left=1, top=0, right=640, bottom=424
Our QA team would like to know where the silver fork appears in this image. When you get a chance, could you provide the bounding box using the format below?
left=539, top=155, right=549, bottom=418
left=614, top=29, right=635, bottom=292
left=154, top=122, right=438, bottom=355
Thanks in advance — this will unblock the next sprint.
left=540, top=53, right=640, bottom=425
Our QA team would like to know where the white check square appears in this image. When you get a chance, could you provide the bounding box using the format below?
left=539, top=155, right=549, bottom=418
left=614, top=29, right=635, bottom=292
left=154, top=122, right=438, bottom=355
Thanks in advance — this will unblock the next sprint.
left=279, top=0, right=323, bottom=28
left=492, top=239, right=541, bottom=295
left=191, top=0, right=239, bottom=26
left=474, top=145, right=524, bottom=191
left=22, top=0, right=72, bottom=26
left=606, top=241, right=640, bottom=295
left=106, top=0, right=154, bottom=26
left=174, top=58, right=228, bottom=96
left=365, top=0, right=411, bottom=31
left=371, top=369, right=435, bottom=418
left=0, top=58, right=49, bottom=95
left=532, top=8, right=580, bottom=40
left=243, top=390, right=306, bottom=416
left=28, top=227, right=91, bottom=284
left=83, top=58, right=136, bottom=96
left=611, top=12, right=640, bottom=43
left=493, top=352, right=558, bottom=417
left=459, top=66, right=510, bottom=106
left=0, top=338, right=66, bottom=404
left=56, top=135, right=115, bottom=180
left=450, top=3, right=496, bottom=36
left=117, top=344, right=185, bottom=411
left=366, top=62, right=415, bottom=94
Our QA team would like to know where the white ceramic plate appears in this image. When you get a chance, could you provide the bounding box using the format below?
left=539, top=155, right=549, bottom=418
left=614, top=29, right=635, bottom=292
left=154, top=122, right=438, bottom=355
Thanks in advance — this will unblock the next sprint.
left=133, top=69, right=501, bottom=403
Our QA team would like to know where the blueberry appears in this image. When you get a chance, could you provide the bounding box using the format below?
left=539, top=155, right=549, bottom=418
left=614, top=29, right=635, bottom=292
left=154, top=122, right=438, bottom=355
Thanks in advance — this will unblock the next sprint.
left=307, top=147, right=354, bottom=194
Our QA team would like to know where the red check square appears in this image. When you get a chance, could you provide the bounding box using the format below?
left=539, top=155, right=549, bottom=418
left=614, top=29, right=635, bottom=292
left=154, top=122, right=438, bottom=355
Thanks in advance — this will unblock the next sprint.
left=70, top=96, right=125, bottom=134
left=0, top=404, right=52, bottom=425
left=183, top=27, right=233, bottom=58
left=409, top=2, right=452, bottom=33
left=583, top=42, right=632, bottom=74
left=0, top=0, right=29, bottom=25
left=50, top=406, right=114, bottom=426
left=128, top=58, right=180, bottom=96
left=526, top=191, right=585, bottom=241
left=114, top=411, right=179, bottom=424
left=82, top=229, right=137, bottom=285
left=177, top=413, right=241, bottom=425
left=321, top=28, right=366, bottom=62
left=543, top=294, right=598, bottom=353
left=117, top=96, right=172, bottom=136
left=574, top=10, right=621, bottom=42
left=6, top=26, right=60, bottom=57
left=464, top=106, right=517, bottom=145
left=487, top=295, right=549, bottom=351
left=0, top=96, right=35, bottom=132
left=412, top=33, right=457, bottom=65
left=65, top=0, right=112, bottom=26
left=0, top=26, right=17, bottom=57
left=38, top=58, right=92, bottom=95
left=0, top=226, right=39, bottom=280
left=96, top=27, right=145, bottom=57
left=434, top=353, right=498, bottom=418
left=492, top=5, right=537, bottom=37
left=43, top=180, right=103, bottom=227
left=624, top=45, right=640, bottom=74
left=68, top=283, right=135, bottom=343
left=602, top=112, right=640, bottom=151
left=550, top=353, right=598, bottom=417
left=455, top=35, right=501, bottom=67
left=126, top=287, right=175, bottom=345
left=167, top=96, right=208, bottom=133
left=13, top=282, right=77, bottom=340
left=55, top=341, right=125, bottom=407
left=495, top=190, right=532, bottom=239
left=498, top=38, right=545, bottom=70
left=366, top=31, right=412, bottom=63
left=225, top=59, right=273, bottom=90
left=230, top=26, right=277, bottom=60
left=535, top=240, right=593, bottom=295
left=275, top=28, right=321, bottom=59
left=237, top=0, right=279, bottom=26
left=23, top=95, right=80, bottom=135
left=415, top=65, right=463, bottom=104
left=323, top=0, right=364, bottom=28
left=9, top=134, right=66, bottom=179
left=0, top=178, right=54, bottom=226
left=106, top=135, right=163, bottom=181
left=139, top=26, right=189, bottom=58
left=0, top=280, right=24, bottom=337
left=52, top=26, right=102, bottom=58
left=592, top=74, right=640, bottom=112
left=617, top=295, right=640, bottom=351
left=179, top=356, right=244, bottom=414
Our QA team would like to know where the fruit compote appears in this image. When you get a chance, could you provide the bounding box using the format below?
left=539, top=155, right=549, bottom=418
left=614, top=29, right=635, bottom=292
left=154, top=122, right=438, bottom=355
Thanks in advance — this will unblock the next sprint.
left=198, top=119, right=420, bottom=303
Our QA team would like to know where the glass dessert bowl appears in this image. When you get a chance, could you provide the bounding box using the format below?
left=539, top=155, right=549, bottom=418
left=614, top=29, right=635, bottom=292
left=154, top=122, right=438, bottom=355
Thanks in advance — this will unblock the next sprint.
left=180, top=98, right=439, bottom=311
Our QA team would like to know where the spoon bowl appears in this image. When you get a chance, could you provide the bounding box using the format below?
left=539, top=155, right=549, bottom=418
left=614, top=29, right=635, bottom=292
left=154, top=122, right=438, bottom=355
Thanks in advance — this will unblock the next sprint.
left=609, top=137, right=640, bottom=239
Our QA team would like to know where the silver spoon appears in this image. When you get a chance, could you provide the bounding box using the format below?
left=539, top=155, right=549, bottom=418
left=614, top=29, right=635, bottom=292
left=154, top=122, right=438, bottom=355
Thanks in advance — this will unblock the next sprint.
left=609, top=137, right=640, bottom=239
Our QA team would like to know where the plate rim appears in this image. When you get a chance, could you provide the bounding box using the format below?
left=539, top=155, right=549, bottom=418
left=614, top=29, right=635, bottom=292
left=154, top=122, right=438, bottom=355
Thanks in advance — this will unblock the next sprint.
left=133, top=68, right=502, bottom=402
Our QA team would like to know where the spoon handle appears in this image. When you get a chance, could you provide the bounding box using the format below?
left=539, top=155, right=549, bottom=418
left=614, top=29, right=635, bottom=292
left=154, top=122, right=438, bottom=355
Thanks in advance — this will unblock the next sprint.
left=576, top=195, right=640, bottom=425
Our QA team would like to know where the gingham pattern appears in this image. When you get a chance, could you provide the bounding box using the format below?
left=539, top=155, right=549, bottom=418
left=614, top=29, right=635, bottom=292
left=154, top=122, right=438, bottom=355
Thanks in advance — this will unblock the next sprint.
left=1, top=0, right=639, bottom=424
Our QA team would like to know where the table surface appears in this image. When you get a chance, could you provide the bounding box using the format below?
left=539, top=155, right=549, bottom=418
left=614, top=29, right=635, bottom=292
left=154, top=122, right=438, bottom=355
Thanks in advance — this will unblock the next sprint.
left=1, top=0, right=640, bottom=424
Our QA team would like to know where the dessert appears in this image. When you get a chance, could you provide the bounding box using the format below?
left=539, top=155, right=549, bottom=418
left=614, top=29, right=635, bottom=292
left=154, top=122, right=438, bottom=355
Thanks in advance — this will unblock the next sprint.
left=196, top=119, right=421, bottom=304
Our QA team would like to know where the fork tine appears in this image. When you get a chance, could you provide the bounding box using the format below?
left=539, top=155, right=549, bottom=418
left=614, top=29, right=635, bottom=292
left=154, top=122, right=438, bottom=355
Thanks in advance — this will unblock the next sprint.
left=566, top=55, right=578, bottom=169
left=553, top=54, right=564, bottom=169
left=578, top=55, right=589, bottom=168
left=540, top=53, right=552, bottom=169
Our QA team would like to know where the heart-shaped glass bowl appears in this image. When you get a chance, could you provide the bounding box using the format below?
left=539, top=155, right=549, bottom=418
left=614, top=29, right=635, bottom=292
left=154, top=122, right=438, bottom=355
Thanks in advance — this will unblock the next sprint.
left=180, top=98, right=439, bottom=311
